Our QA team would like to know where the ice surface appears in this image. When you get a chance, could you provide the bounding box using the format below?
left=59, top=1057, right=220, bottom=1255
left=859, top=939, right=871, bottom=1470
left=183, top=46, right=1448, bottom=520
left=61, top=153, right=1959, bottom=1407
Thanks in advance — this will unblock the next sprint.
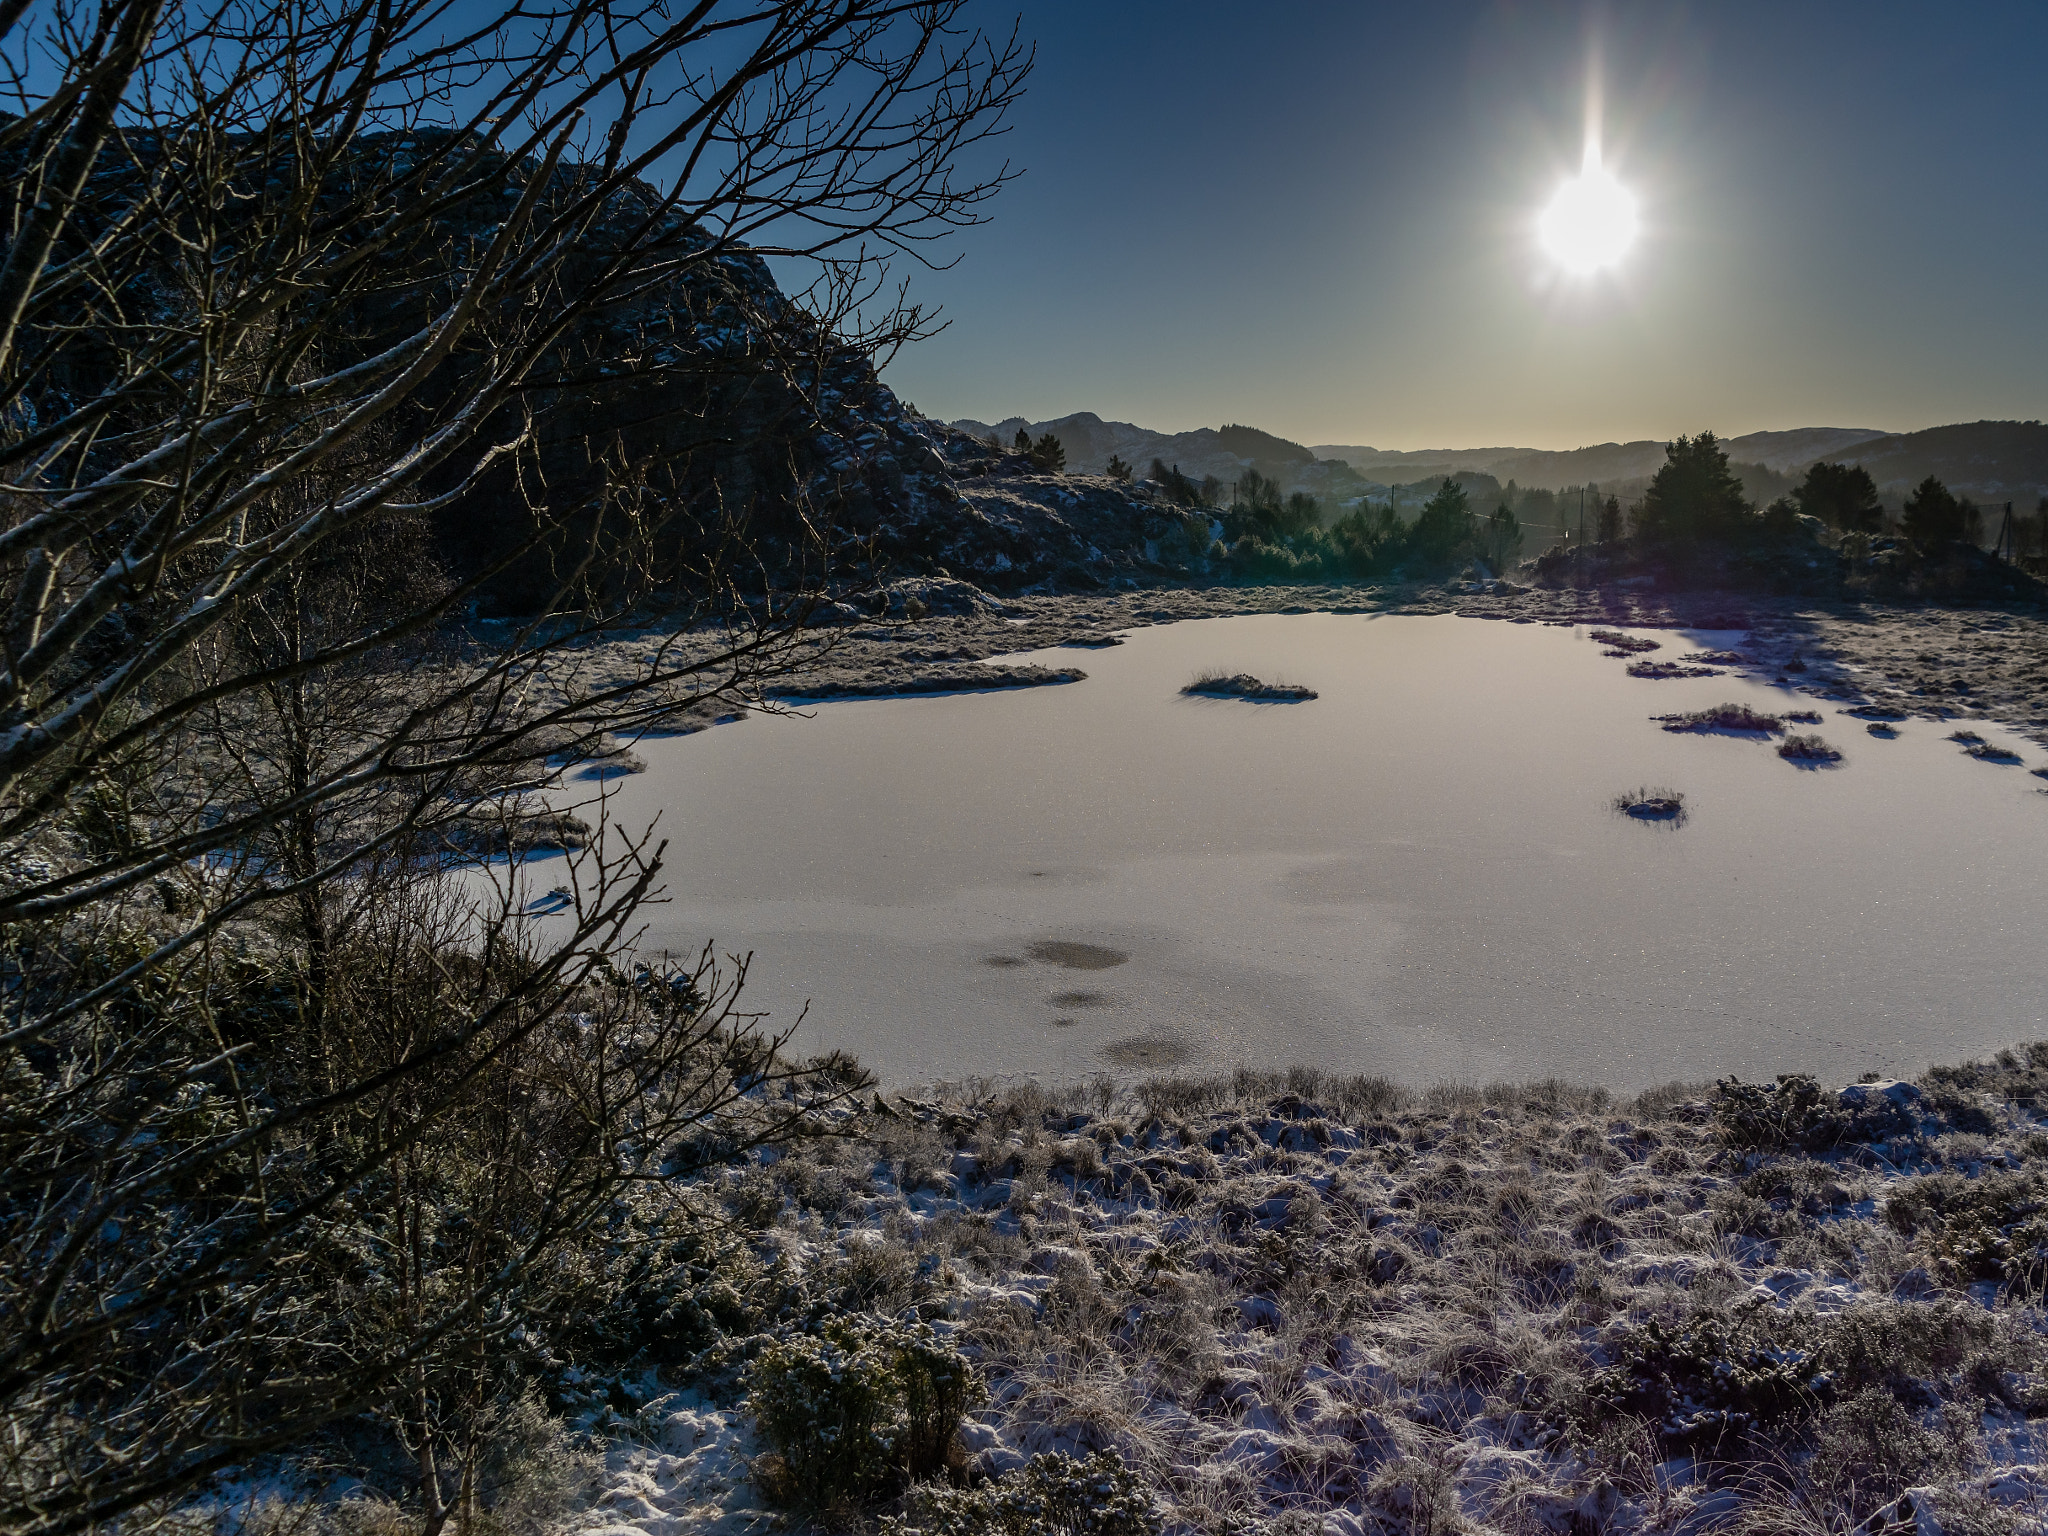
left=491, top=614, right=2048, bottom=1089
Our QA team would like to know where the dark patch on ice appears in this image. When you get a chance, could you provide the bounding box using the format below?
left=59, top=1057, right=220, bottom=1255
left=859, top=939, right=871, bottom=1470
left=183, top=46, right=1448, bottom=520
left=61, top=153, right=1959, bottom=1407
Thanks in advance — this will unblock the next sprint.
left=981, top=955, right=1027, bottom=968
left=1050, top=990, right=1117, bottom=1009
left=1101, top=1036, right=1194, bottom=1068
left=1027, top=940, right=1129, bottom=970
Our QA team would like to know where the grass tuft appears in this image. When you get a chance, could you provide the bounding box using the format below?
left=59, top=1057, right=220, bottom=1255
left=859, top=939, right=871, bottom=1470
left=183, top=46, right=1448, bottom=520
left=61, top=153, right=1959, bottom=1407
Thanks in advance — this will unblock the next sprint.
left=1181, top=671, right=1317, bottom=701
left=1778, top=732, right=1843, bottom=763
left=1658, top=702, right=1786, bottom=734
left=1612, top=786, right=1686, bottom=822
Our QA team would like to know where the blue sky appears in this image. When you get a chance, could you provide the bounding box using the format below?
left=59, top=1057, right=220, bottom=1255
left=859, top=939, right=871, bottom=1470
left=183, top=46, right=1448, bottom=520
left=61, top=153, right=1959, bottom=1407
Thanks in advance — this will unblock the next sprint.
left=877, top=1, right=2048, bottom=449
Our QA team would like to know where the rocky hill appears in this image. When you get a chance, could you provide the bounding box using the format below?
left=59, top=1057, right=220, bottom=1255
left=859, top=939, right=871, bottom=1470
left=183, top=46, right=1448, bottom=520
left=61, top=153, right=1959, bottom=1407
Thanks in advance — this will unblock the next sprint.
left=950, top=411, right=1383, bottom=506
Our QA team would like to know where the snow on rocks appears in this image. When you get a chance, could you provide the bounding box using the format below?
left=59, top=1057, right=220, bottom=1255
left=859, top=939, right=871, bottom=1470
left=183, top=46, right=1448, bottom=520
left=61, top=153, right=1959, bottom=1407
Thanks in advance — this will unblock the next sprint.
left=564, top=1401, right=773, bottom=1536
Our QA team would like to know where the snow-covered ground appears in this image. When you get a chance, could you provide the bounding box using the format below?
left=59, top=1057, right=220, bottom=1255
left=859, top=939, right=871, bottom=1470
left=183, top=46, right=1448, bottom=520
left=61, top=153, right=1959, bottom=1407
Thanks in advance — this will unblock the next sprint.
left=551, top=1057, right=2048, bottom=1534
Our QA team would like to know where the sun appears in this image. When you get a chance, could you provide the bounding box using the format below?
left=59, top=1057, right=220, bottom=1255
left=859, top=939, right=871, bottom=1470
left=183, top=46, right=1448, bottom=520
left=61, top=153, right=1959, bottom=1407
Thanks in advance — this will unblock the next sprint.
left=1537, top=150, right=1638, bottom=276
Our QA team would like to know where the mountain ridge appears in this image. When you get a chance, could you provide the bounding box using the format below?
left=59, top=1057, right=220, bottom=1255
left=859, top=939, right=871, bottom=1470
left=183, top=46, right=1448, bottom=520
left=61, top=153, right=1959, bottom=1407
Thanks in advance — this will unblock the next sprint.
left=951, top=411, right=2048, bottom=506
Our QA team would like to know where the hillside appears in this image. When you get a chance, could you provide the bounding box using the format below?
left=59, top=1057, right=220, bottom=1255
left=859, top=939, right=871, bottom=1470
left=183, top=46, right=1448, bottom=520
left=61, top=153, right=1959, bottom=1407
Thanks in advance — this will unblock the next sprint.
left=1828, top=420, right=2048, bottom=503
left=950, top=411, right=1381, bottom=505
left=1314, top=421, right=2048, bottom=506
left=958, top=413, right=2048, bottom=513
left=1307, top=427, right=1888, bottom=488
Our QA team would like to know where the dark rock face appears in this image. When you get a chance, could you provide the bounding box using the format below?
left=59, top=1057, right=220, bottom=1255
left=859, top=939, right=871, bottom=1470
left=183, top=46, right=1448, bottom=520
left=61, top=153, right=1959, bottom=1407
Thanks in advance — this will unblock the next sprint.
left=11, top=128, right=1239, bottom=611
left=920, top=464, right=1218, bottom=592
left=401, top=158, right=982, bottom=611
left=403, top=159, right=1219, bottom=607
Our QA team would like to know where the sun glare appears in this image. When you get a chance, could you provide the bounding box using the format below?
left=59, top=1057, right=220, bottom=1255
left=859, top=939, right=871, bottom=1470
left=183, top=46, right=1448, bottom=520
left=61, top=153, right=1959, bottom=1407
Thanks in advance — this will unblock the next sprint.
left=1537, top=149, right=1638, bottom=276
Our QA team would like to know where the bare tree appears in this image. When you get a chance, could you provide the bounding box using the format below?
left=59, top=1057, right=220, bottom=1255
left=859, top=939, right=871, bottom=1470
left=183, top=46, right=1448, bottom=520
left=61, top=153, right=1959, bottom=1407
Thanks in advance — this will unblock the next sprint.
left=0, top=1, right=1027, bottom=1530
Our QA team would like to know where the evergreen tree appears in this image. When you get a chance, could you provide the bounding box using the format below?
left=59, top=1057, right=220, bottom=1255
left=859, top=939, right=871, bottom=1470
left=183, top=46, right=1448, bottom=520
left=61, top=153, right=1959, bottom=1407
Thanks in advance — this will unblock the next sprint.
left=1901, top=475, right=1977, bottom=545
left=1279, top=491, right=1322, bottom=540
left=1331, top=501, right=1402, bottom=574
left=1480, top=503, right=1523, bottom=571
left=1595, top=494, right=1624, bottom=544
left=1793, top=461, right=1884, bottom=532
left=1407, top=478, right=1475, bottom=569
left=1028, top=432, right=1066, bottom=473
left=1151, top=459, right=1202, bottom=507
left=1105, top=453, right=1133, bottom=480
left=1013, top=426, right=1032, bottom=455
left=1636, top=433, right=1752, bottom=545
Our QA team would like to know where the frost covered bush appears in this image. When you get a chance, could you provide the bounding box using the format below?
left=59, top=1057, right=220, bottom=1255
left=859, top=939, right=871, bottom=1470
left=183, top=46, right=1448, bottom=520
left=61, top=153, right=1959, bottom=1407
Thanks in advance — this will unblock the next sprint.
left=747, top=1315, right=974, bottom=1512
left=1885, top=1169, right=2048, bottom=1294
left=884, top=1450, right=1158, bottom=1536
left=1587, top=1297, right=2007, bottom=1455
left=1713, top=1073, right=1833, bottom=1150
left=543, top=1044, right=2048, bottom=1533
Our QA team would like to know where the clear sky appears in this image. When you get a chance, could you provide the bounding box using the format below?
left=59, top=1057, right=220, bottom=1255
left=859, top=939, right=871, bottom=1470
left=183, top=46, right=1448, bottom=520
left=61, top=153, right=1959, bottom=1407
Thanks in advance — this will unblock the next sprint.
left=878, top=1, right=2048, bottom=451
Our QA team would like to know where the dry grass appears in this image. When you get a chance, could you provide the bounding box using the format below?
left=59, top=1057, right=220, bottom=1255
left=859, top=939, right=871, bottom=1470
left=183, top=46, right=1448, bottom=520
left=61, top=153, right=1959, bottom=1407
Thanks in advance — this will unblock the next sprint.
left=1658, top=702, right=1786, bottom=734
left=1778, top=732, right=1844, bottom=763
left=1612, top=786, right=1687, bottom=822
left=1181, top=671, right=1318, bottom=701
left=602, top=1044, right=2048, bottom=1533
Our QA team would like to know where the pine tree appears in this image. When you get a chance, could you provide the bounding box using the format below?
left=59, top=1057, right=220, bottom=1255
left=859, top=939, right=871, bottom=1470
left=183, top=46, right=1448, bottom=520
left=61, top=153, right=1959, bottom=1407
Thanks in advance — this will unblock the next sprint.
left=1901, top=475, right=1977, bottom=546
left=1481, top=503, right=1523, bottom=570
left=1028, top=432, right=1066, bottom=473
left=1636, top=433, right=1752, bottom=545
left=1793, top=461, right=1884, bottom=532
left=1105, top=454, right=1132, bottom=480
left=1596, top=494, right=1623, bottom=544
left=1407, top=478, right=1475, bottom=569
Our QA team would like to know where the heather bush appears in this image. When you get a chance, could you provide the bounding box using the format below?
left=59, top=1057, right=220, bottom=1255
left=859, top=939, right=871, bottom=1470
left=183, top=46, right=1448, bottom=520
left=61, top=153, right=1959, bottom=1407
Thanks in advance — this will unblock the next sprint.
left=1714, top=1074, right=1832, bottom=1150
left=747, top=1316, right=974, bottom=1513
left=884, top=1450, right=1158, bottom=1536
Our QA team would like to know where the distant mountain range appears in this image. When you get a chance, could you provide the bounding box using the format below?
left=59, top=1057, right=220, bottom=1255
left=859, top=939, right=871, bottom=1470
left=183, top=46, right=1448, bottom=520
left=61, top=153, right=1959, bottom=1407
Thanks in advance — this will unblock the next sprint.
left=950, top=412, right=2048, bottom=508
left=1307, top=427, right=1891, bottom=489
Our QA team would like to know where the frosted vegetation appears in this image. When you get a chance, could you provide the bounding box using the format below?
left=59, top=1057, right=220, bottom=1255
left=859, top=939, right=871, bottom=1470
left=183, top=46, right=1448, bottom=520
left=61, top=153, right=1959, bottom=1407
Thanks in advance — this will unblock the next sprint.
left=345, top=1047, right=2048, bottom=1535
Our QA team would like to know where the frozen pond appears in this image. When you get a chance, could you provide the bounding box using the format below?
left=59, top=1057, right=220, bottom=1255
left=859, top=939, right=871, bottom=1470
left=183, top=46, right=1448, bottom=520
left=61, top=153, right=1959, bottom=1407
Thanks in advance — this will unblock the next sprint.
left=504, top=613, right=2048, bottom=1090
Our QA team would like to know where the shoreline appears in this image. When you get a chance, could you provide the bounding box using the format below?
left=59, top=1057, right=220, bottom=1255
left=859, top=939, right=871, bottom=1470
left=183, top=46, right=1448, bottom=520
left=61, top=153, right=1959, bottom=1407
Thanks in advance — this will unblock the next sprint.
left=531, top=579, right=2048, bottom=750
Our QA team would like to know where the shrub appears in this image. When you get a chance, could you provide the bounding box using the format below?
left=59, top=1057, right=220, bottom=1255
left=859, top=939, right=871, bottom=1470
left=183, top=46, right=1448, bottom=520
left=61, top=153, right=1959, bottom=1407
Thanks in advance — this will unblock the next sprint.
left=1589, top=628, right=1660, bottom=655
left=1588, top=1302, right=1831, bottom=1448
left=1658, top=703, right=1785, bottom=734
left=748, top=1315, right=975, bottom=1512
left=1883, top=1170, right=2048, bottom=1294
left=883, top=1450, right=1159, bottom=1536
left=1778, top=733, right=1843, bottom=763
left=1804, top=1389, right=1976, bottom=1524
left=1714, top=1074, right=1831, bottom=1150
left=1950, top=730, right=2023, bottom=763
left=1627, top=659, right=1718, bottom=678
left=1180, top=672, right=1317, bottom=701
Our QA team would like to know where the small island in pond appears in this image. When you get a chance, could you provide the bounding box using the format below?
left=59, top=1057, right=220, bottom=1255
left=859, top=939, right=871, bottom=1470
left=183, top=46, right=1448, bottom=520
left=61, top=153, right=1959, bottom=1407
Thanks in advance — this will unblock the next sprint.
left=1181, top=671, right=1318, bottom=701
left=1613, top=785, right=1688, bottom=822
